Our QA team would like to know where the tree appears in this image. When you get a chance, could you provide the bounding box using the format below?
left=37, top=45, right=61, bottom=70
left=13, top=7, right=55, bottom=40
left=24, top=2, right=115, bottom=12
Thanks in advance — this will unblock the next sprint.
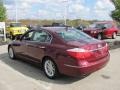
left=111, top=0, right=120, bottom=21
left=0, top=0, right=6, bottom=21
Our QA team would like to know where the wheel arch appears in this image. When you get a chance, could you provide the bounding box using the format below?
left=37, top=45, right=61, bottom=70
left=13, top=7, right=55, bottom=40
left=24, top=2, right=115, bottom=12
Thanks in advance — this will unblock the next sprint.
left=41, top=56, right=54, bottom=67
left=41, top=56, right=59, bottom=72
left=8, top=44, right=12, bottom=50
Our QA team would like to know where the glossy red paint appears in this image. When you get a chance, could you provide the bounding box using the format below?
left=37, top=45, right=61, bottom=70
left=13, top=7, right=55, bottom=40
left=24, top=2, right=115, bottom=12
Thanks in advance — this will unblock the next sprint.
left=8, top=27, right=110, bottom=77
left=83, top=21, right=119, bottom=39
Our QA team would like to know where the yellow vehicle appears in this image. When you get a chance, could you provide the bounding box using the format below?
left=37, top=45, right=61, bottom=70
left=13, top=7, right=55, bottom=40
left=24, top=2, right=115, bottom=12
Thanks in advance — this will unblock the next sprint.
left=6, top=22, right=28, bottom=39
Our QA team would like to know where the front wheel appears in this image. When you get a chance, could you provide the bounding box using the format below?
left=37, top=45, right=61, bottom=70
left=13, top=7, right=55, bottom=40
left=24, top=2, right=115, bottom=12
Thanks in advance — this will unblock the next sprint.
left=43, top=58, right=59, bottom=79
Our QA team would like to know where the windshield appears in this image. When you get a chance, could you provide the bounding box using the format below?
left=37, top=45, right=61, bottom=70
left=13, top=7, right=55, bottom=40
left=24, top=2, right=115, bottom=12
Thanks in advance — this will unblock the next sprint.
left=89, top=23, right=112, bottom=29
left=56, top=28, right=94, bottom=41
left=10, top=23, right=21, bottom=27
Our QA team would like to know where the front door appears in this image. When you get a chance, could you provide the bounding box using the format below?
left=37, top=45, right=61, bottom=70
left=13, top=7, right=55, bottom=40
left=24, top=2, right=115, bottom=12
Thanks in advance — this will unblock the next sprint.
left=16, top=30, right=34, bottom=57
left=26, top=30, right=52, bottom=62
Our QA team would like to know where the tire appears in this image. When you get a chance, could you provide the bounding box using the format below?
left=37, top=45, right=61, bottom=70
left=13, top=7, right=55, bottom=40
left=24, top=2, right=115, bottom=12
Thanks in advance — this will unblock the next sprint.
left=112, top=32, right=116, bottom=39
left=8, top=46, right=16, bottom=59
left=10, top=33, right=15, bottom=40
left=97, top=34, right=102, bottom=40
left=43, top=58, right=59, bottom=79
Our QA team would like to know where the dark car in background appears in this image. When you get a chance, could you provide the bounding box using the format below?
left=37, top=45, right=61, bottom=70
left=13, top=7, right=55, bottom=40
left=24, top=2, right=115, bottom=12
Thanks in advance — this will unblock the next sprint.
left=83, top=21, right=119, bottom=40
left=76, top=24, right=87, bottom=31
left=8, top=27, right=110, bottom=79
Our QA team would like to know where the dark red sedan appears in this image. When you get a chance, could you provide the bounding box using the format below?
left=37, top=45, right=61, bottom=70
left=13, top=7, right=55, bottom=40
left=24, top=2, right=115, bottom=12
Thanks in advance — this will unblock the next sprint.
left=83, top=21, right=119, bottom=40
left=8, top=27, right=110, bottom=79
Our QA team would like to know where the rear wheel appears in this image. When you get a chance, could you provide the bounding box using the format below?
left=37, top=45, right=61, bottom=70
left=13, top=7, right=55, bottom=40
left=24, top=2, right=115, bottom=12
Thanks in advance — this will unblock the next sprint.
left=112, top=32, right=116, bottom=39
left=8, top=46, right=16, bottom=59
left=43, top=58, right=59, bottom=79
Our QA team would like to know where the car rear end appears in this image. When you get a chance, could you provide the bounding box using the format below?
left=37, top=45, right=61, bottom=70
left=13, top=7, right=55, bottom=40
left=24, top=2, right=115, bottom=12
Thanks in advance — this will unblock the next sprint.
left=66, top=42, right=109, bottom=76
left=55, top=28, right=110, bottom=77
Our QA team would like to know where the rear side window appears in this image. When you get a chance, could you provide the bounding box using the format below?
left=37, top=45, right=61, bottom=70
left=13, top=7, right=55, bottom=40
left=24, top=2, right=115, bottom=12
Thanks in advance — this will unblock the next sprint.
left=56, top=29, right=94, bottom=42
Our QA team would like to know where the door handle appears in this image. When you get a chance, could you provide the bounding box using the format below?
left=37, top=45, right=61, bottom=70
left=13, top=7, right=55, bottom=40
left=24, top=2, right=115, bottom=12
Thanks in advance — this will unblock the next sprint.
left=26, top=44, right=37, bottom=48
left=26, top=44, right=45, bottom=49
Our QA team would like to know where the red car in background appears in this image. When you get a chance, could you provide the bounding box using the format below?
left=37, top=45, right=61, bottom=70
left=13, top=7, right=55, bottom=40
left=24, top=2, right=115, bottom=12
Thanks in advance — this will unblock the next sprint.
left=8, top=27, right=110, bottom=79
left=83, top=21, right=119, bottom=40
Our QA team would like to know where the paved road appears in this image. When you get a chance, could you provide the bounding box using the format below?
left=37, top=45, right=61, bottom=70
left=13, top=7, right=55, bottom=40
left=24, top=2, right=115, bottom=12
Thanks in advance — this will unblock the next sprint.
left=0, top=45, right=120, bottom=90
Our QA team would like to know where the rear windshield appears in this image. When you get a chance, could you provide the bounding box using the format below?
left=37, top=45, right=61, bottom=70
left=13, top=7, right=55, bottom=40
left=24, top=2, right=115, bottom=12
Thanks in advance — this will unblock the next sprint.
left=56, top=28, right=94, bottom=41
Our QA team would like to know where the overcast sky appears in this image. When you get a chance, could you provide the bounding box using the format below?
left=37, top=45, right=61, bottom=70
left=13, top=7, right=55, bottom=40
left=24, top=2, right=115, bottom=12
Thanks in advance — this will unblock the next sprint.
left=4, top=0, right=115, bottom=20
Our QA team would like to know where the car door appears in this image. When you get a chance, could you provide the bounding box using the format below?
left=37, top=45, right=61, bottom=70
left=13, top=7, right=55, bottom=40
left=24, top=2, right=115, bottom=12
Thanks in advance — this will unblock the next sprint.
left=14, top=30, right=35, bottom=57
left=26, top=30, right=52, bottom=62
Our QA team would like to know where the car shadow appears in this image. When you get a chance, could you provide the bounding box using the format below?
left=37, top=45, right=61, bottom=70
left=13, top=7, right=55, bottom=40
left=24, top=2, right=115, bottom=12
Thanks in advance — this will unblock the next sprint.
left=117, top=34, right=120, bottom=36
left=0, top=53, right=90, bottom=85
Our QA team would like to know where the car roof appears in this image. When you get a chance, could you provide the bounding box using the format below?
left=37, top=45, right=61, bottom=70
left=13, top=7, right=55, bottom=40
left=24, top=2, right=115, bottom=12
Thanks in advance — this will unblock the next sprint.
left=33, top=26, right=73, bottom=32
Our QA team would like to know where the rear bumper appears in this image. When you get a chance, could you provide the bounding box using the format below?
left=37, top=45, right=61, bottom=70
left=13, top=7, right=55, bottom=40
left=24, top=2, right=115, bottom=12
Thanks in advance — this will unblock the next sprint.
left=63, top=54, right=110, bottom=77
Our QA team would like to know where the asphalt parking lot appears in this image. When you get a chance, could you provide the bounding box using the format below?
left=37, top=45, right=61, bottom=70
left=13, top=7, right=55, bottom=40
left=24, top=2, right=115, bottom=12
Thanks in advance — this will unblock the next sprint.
left=104, top=35, right=120, bottom=49
left=0, top=44, right=120, bottom=90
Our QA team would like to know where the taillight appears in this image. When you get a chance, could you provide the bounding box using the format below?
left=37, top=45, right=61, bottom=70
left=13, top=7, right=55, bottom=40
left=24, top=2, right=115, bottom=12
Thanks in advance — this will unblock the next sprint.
left=67, top=48, right=93, bottom=60
left=67, top=43, right=109, bottom=61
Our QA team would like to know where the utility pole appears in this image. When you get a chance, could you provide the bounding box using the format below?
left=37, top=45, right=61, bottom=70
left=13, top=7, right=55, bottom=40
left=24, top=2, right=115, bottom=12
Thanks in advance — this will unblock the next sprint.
left=14, top=0, right=18, bottom=22
left=62, top=0, right=69, bottom=25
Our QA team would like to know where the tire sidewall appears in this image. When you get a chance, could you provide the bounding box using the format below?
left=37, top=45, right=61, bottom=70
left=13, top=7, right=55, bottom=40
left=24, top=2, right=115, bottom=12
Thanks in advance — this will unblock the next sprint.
left=43, top=58, right=58, bottom=79
left=8, top=46, right=15, bottom=59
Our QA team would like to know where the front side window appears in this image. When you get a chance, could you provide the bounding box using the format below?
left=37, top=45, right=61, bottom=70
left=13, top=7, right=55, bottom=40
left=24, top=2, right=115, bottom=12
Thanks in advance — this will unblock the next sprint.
left=22, top=31, right=34, bottom=41
left=33, top=31, right=52, bottom=43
